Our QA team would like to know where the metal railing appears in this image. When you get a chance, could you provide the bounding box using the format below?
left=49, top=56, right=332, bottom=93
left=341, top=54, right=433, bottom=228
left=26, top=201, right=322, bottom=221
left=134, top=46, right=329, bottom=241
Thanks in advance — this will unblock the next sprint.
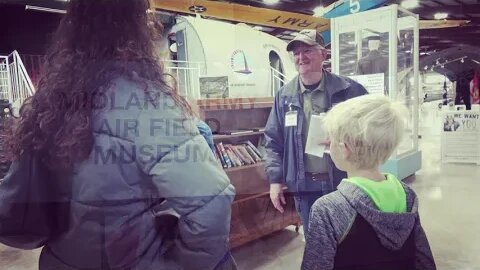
left=270, top=66, right=286, bottom=97
left=0, top=56, right=10, bottom=101
left=164, top=60, right=203, bottom=100
left=19, top=54, right=44, bottom=86
left=0, top=51, right=36, bottom=115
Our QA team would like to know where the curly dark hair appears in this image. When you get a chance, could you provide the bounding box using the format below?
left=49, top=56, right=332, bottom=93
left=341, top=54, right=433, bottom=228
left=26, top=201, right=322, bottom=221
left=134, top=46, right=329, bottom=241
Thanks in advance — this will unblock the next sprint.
left=5, top=0, right=193, bottom=171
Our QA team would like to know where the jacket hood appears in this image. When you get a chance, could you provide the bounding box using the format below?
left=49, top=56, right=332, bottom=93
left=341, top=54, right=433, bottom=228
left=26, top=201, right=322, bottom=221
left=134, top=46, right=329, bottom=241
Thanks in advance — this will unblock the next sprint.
left=337, top=181, right=419, bottom=250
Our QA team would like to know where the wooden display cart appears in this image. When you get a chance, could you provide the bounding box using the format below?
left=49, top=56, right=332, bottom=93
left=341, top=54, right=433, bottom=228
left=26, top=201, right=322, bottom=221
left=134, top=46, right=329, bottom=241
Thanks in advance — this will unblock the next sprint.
left=197, top=98, right=301, bottom=248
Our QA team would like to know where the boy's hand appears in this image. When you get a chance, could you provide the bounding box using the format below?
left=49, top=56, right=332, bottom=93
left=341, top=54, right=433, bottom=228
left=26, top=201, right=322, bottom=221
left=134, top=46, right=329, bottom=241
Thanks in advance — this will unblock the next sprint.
left=270, top=183, right=286, bottom=213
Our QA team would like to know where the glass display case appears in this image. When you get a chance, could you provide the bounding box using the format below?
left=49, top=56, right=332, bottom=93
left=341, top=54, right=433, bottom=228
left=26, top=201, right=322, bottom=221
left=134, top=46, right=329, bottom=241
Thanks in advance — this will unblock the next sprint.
left=331, top=5, right=421, bottom=179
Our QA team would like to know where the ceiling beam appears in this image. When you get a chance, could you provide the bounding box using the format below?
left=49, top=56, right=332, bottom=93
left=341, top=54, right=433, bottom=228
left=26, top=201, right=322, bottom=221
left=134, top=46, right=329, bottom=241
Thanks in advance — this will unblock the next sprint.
left=421, top=37, right=480, bottom=43
left=421, top=31, right=480, bottom=38
left=411, top=3, right=480, bottom=19
left=420, top=37, right=480, bottom=46
left=231, top=0, right=317, bottom=15
left=420, top=25, right=480, bottom=35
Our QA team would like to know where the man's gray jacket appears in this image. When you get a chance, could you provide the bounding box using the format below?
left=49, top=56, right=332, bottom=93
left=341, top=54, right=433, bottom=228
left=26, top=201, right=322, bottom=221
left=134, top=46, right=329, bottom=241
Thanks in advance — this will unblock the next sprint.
left=264, top=71, right=368, bottom=193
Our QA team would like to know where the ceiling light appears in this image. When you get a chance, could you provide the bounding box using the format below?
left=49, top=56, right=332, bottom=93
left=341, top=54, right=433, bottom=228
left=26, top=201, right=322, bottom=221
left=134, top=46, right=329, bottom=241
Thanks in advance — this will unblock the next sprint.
left=461, top=58, right=465, bottom=63
left=263, top=0, right=280, bottom=5
left=434, top=13, right=448, bottom=20
left=25, top=5, right=66, bottom=14
left=424, top=66, right=428, bottom=70
left=313, top=6, right=327, bottom=17
left=401, top=0, right=419, bottom=9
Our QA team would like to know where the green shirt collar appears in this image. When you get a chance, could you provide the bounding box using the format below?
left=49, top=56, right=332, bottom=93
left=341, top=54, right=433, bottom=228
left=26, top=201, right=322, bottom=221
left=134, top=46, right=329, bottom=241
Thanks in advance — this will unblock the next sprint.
left=343, top=173, right=407, bottom=213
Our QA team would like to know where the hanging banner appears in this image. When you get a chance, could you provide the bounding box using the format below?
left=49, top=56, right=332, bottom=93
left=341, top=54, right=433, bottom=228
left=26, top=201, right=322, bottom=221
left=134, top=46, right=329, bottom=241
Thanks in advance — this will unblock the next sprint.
left=441, top=111, right=480, bottom=165
left=151, top=0, right=330, bottom=32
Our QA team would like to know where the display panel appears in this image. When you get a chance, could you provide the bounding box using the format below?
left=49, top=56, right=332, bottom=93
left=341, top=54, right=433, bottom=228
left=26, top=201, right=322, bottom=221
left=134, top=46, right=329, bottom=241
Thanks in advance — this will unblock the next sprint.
left=396, top=9, right=417, bottom=156
left=334, top=8, right=392, bottom=96
left=332, top=5, right=419, bottom=158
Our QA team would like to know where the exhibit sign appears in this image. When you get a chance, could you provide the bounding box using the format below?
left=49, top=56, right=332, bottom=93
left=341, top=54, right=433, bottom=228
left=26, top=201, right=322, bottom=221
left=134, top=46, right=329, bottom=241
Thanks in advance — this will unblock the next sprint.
left=441, top=111, right=480, bottom=165
left=349, top=73, right=385, bottom=95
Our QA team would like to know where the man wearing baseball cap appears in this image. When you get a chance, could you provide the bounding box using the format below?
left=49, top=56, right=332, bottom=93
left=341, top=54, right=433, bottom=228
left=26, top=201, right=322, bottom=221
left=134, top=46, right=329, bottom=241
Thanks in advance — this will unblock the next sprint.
left=264, top=29, right=368, bottom=234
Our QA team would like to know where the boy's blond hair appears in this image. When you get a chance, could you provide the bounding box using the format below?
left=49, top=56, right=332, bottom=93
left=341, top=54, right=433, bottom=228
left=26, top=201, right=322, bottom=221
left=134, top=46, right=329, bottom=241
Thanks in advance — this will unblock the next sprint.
left=324, top=95, right=408, bottom=169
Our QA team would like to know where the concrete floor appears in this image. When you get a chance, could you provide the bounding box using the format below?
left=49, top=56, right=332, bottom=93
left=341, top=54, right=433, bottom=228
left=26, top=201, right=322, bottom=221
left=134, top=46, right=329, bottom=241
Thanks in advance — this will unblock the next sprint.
left=1, top=134, right=479, bottom=269
left=232, top=135, right=480, bottom=270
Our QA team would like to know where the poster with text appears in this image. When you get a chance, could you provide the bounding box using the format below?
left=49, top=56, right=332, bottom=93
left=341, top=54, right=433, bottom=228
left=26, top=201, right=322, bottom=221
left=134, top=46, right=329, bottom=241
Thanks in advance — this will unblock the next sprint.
left=441, top=111, right=480, bottom=164
left=349, top=73, right=385, bottom=95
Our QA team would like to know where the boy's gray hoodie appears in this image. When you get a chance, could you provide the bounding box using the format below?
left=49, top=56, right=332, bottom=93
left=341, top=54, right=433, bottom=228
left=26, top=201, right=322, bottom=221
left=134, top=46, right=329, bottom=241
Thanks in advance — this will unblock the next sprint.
left=301, top=181, right=436, bottom=270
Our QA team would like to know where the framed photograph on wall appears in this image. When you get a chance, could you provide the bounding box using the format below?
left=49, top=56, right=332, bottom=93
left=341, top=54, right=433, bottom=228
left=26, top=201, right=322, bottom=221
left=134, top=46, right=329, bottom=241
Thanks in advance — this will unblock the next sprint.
left=199, top=76, right=229, bottom=99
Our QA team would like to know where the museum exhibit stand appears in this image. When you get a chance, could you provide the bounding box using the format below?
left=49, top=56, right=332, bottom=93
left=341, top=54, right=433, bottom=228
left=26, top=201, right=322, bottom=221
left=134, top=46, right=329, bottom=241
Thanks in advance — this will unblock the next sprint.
left=331, top=4, right=421, bottom=180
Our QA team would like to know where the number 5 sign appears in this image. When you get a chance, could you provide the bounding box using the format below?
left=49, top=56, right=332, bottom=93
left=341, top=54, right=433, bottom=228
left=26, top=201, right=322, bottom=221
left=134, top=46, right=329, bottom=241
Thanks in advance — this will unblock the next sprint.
left=323, top=0, right=388, bottom=19
left=349, top=0, right=361, bottom=13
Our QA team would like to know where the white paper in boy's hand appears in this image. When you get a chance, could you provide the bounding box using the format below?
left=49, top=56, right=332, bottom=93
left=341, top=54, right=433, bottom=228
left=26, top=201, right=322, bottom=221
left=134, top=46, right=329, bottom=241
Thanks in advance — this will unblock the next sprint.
left=305, top=114, right=327, bottom=158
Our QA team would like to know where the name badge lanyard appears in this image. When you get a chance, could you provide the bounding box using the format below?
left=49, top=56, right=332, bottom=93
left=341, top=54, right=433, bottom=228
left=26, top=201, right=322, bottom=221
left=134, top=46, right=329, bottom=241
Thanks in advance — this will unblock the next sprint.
left=285, top=103, right=298, bottom=127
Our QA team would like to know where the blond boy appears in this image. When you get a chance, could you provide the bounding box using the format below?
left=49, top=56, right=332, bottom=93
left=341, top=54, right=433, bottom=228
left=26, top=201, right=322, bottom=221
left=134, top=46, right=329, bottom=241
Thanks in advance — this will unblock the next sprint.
left=301, top=95, right=436, bottom=270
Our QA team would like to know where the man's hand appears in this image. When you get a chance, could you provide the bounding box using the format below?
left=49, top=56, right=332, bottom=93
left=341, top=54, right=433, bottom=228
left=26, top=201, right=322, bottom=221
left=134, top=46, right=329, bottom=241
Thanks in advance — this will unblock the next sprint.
left=319, top=139, right=331, bottom=153
left=270, top=183, right=286, bottom=213
left=318, top=139, right=330, bottom=147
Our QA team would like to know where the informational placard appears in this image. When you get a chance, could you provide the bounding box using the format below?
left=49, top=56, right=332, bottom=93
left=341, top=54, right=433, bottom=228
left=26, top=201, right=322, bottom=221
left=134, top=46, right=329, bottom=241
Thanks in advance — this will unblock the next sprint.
left=199, top=76, right=229, bottom=99
left=441, top=111, right=480, bottom=165
left=349, top=73, right=385, bottom=95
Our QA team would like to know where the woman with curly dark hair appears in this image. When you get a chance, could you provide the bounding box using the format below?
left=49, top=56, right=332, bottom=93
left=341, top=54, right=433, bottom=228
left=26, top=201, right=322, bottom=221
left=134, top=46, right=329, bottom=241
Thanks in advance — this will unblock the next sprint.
left=0, top=0, right=235, bottom=269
